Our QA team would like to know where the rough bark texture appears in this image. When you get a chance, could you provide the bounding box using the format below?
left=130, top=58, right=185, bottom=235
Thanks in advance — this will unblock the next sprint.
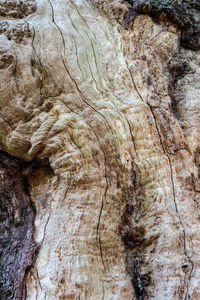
left=0, top=152, right=36, bottom=299
left=0, top=0, right=200, bottom=299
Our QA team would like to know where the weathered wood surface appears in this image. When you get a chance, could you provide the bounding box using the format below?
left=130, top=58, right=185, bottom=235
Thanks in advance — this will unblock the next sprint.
left=0, top=0, right=200, bottom=299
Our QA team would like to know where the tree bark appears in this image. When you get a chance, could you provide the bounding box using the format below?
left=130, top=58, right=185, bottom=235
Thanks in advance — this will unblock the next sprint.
left=0, top=0, right=200, bottom=299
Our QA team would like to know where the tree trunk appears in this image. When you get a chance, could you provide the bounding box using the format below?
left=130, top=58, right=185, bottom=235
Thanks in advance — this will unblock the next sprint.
left=0, top=0, right=200, bottom=299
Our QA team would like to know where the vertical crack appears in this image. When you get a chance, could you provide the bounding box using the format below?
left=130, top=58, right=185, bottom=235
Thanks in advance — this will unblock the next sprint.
left=85, top=31, right=102, bottom=84
left=69, top=0, right=90, bottom=29
left=30, top=25, right=47, bottom=106
left=40, top=206, right=52, bottom=248
left=74, top=38, right=84, bottom=76
left=93, top=132, right=109, bottom=271
left=47, top=0, right=113, bottom=134
left=47, top=0, right=67, bottom=56
left=127, top=63, right=194, bottom=298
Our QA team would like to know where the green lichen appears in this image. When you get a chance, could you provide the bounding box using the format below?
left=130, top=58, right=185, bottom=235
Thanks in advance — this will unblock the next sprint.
left=124, top=0, right=200, bottom=50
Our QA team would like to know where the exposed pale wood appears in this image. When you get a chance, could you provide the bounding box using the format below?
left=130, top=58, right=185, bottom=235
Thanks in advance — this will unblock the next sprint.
left=0, top=0, right=200, bottom=299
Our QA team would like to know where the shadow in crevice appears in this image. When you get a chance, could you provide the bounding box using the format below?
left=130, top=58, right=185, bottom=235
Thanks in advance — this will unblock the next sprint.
left=0, top=151, right=51, bottom=300
left=119, top=163, right=151, bottom=300
left=167, top=57, right=191, bottom=121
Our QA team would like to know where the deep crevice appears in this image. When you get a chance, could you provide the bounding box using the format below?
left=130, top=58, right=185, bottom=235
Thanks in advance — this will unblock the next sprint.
left=120, top=161, right=150, bottom=300
left=123, top=59, right=194, bottom=298
left=0, top=150, right=53, bottom=299
left=167, top=55, right=191, bottom=121
left=0, top=151, right=36, bottom=300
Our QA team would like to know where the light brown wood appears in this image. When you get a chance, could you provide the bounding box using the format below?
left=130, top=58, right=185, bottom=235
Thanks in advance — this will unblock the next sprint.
left=0, top=0, right=200, bottom=299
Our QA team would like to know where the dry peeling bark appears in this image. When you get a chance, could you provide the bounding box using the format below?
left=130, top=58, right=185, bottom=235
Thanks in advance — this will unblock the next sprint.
left=0, top=0, right=200, bottom=299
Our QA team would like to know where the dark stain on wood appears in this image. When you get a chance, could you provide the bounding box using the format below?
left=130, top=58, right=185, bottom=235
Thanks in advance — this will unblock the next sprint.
left=124, top=0, right=200, bottom=51
left=0, top=151, right=36, bottom=299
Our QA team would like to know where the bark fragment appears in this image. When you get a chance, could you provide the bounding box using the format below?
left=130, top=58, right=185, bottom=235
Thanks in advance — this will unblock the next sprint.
left=0, top=151, right=36, bottom=300
left=123, top=0, right=200, bottom=50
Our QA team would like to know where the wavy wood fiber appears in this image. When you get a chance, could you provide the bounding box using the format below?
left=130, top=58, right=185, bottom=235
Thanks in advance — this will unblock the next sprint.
left=0, top=0, right=200, bottom=299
